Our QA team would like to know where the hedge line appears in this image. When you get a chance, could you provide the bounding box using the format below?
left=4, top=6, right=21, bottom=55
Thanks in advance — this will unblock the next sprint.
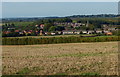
left=2, top=36, right=120, bottom=45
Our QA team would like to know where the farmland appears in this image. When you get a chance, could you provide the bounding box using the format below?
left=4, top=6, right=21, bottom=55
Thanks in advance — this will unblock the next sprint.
left=2, top=42, right=119, bottom=75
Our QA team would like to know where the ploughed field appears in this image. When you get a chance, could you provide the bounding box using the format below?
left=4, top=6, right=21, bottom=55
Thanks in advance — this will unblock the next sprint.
left=2, top=42, right=119, bottom=75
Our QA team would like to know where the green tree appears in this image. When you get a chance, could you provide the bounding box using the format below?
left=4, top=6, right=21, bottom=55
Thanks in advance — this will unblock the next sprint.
left=49, top=26, right=56, bottom=32
left=80, top=26, right=87, bottom=30
left=43, top=23, right=54, bottom=32
left=75, top=27, right=80, bottom=30
left=56, top=26, right=65, bottom=31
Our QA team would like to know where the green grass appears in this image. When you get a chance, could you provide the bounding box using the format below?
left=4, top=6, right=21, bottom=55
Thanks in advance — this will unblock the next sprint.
left=80, top=72, right=100, bottom=76
left=72, top=17, right=118, bottom=23
left=16, top=67, right=30, bottom=74
left=55, top=73, right=67, bottom=75
left=2, top=22, right=34, bottom=26
left=55, top=71, right=100, bottom=76
left=15, top=67, right=44, bottom=75
left=48, top=51, right=116, bottom=58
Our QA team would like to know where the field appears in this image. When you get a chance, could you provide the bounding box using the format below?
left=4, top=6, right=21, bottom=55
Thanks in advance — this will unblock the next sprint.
left=2, top=22, right=34, bottom=26
left=2, top=42, right=119, bottom=75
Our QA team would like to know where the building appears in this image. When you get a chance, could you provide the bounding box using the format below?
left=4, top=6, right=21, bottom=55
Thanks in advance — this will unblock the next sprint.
left=105, top=32, right=113, bottom=35
left=62, top=30, right=74, bottom=35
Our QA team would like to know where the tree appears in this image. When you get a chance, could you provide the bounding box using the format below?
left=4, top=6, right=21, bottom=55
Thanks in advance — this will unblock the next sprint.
left=80, top=31, right=83, bottom=34
left=56, top=26, right=65, bottom=31
left=49, top=26, right=56, bottom=32
left=80, top=26, right=87, bottom=30
left=88, top=24, right=95, bottom=30
left=11, top=23, right=15, bottom=28
left=75, top=27, right=80, bottom=30
left=43, top=23, right=54, bottom=32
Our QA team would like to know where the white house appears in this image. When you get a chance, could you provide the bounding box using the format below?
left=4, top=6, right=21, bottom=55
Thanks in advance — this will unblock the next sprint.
left=62, top=31, right=74, bottom=35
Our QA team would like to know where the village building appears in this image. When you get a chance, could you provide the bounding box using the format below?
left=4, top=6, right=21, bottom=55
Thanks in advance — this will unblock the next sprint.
left=104, top=30, right=109, bottom=33
left=57, top=31, right=62, bottom=35
left=15, top=30, right=19, bottom=32
left=87, top=30, right=94, bottom=34
left=74, top=31, right=80, bottom=34
left=105, top=32, right=113, bottom=35
left=96, top=30, right=103, bottom=34
left=3, top=31, right=11, bottom=34
left=82, top=31, right=88, bottom=34
left=62, top=30, right=74, bottom=35
left=51, top=32, right=56, bottom=35
left=39, top=29, right=44, bottom=35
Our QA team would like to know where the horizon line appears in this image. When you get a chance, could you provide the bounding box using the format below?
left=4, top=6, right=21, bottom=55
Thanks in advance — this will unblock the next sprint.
left=1, top=14, right=119, bottom=19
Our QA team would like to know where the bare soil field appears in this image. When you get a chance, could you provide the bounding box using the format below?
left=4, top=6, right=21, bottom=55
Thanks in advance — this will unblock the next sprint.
left=2, top=42, right=119, bottom=75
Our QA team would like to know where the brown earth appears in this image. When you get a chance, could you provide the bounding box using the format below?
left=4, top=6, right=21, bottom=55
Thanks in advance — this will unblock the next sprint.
left=2, top=42, right=119, bottom=75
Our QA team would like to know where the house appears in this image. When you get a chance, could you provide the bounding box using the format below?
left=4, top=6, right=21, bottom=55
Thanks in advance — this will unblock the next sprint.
left=8, top=28, right=15, bottom=30
left=45, top=32, right=48, bottom=35
left=96, top=30, right=102, bottom=34
left=87, top=30, right=94, bottom=34
left=51, top=32, right=56, bottom=35
left=62, top=30, right=74, bottom=35
left=23, top=30, right=27, bottom=34
left=35, top=25, right=39, bottom=27
left=74, top=31, right=80, bottom=34
left=28, top=31, right=32, bottom=34
left=56, top=31, right=62, bottom=35
left=35, top=24, right=45, bottom=29
left=104, top=30, right=109, bottom=33
left=19, top=32, right=24, bottom=35
left=40, top=24, right=44, bottom=29
left=82, top=31, right=87, bottom=34
left=15, top=30, right=19, bottom=32
left=108, top=27, right=117, bottom=31
left=23, top=30, right=33, bottom=35
left=105, top=32, right=112, bottom=35
left=3, top=31, right=11, bottom=34
left=40, top=30, right=44, bottom=35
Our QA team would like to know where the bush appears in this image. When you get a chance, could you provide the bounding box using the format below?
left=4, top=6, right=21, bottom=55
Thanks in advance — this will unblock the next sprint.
left=2, top=36, right=120, bottom=45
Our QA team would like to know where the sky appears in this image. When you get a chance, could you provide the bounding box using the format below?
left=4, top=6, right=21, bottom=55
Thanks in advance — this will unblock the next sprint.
left=1, top=0, right=120, bottom=2
left=2, top=2, right=118, bottom=18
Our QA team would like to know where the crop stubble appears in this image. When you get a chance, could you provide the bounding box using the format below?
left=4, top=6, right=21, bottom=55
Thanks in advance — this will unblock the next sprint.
left=2, top=42, right=119, bottom=75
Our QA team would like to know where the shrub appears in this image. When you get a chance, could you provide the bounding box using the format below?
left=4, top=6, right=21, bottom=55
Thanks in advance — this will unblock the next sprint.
left=2, top=36, right=120, bottom=45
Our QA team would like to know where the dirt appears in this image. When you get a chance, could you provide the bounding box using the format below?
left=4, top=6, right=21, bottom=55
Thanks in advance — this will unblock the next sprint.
left=2, top=42, right=119, bottom=75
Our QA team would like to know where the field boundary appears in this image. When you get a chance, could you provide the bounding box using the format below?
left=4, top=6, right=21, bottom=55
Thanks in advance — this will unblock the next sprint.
left=2, top=36, right=120, bottom=45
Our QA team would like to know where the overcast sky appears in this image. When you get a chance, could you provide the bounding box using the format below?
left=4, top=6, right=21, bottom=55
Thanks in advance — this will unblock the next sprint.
left=2, top=2, right=118, bottom=18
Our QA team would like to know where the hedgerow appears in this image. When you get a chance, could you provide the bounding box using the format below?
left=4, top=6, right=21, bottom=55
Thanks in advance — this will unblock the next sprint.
left=2, top=36, right=119, bottom=45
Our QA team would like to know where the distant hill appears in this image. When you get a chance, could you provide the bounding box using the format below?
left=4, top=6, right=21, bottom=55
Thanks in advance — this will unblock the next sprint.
left=2, top=14, right=119, bottom=22
left=67, top=14, right=120, bottom=18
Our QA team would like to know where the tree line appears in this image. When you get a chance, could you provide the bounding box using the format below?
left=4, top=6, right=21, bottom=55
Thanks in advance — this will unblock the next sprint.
left=2, top=36, right=120, bottom=45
